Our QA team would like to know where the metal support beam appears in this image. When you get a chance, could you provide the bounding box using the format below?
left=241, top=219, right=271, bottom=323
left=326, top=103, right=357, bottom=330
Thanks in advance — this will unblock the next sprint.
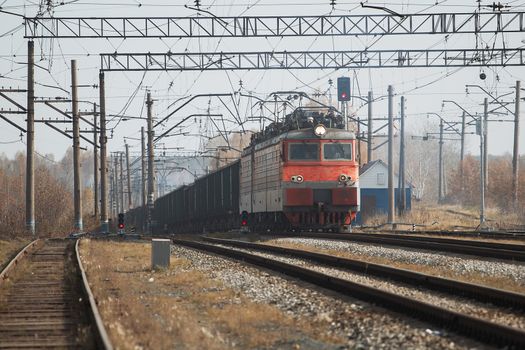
left=101, top=48, right=525, bottom=71
left=25, top=12, right=525, bottom=38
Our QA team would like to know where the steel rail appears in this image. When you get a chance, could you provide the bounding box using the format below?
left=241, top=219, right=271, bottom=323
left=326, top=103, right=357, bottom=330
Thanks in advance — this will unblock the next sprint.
left=0, top=239, right=106, bottom=348
left=275, top=232, right=525, bottom=261
left=353, top=232, right=525, bottom=251
left=203, top=236, right=525, bottom=310
left=363, top=228, right=525, bottom=240
left=174, top=239, right=525, bottom=348
left=0, top=239, right=42, bottom=285
left=75, top=239, right=114, bottom=350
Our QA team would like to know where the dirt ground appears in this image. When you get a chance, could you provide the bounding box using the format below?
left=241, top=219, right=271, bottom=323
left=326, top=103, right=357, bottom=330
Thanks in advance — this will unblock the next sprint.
left=79, top=239, right=346, bottom=349
left=363, top=203, right=525, bottom=231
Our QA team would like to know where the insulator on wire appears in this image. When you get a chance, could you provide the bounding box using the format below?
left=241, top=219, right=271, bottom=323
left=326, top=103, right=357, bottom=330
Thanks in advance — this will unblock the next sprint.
left=330, top=0, right=336, bottom=8
left=194, top=0, right=201, bottom=8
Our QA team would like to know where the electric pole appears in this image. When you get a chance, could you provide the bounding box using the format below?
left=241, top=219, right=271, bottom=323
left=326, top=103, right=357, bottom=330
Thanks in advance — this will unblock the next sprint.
left=26, top=40, right=35, bottom=235
left=99, top=71, right=109, bottom=232
left=146, top=92, right=155, bottom=234
left=399, top=96, right=406, bottom=214
left=114, top=156, right=120, bottom=216
left=483, top=98, right=489, bottom=194
left=460, top=111, right=466, bottom=197
left=141, top=126, right=147, bottom=231
left=125, top=143, right=132, bottom=210
left=387, top=85, right=395, bottom=226
left=479, top=113, right=486, bottom=227
left=72, top=60, right=83, bottom=232
left=367, top=91, right=373, bottom=163
left=119, top=152, right=124, bottom=213
left=93, top=103, right=99, bottom=219
left=438, top=118, right=444, bottom=203
left=512, top=80, right=521, bottom=209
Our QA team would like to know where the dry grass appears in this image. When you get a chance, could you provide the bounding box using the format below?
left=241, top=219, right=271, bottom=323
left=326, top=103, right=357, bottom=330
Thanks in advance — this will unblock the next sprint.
left=363, top=202, right=525, bottom=231
left=0, top=238, right=31, bottom=272
left=263, top=240, right=525, bottom=294
left=79, top=239, right=345, bottom=349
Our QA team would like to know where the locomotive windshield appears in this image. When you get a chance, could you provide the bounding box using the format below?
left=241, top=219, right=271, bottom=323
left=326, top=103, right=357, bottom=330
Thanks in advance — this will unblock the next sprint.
left=323, top=143, right=352, bottom=160
left=288, top=143, right=319, bottom=161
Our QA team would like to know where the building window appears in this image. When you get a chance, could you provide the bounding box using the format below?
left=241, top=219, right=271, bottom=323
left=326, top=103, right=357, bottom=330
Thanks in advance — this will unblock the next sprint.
left=377, top=172, right=385, bottom=185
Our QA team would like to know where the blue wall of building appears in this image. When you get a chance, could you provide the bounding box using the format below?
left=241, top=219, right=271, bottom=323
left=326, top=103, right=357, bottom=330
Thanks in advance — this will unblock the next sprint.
left=355, top=188, right=412, bottom=224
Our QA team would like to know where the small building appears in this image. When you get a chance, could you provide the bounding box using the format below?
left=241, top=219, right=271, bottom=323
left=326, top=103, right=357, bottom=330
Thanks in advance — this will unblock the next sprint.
left=356, top=159, right=412, bottom=224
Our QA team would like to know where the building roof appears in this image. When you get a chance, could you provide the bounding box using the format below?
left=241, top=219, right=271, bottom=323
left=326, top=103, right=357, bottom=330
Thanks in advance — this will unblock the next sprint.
left=359, top=159, right=386, bottom=175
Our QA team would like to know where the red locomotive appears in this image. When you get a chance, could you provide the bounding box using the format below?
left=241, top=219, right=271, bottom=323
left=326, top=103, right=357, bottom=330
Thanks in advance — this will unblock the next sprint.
left=150, top=108, right=359, bottom=233
left=240, top=108, right=359, bottom=232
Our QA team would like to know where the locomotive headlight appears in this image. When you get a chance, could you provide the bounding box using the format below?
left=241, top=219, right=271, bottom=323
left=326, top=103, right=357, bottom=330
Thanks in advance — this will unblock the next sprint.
left=314, top=124, right=327, bottom=137
left=291, top=175, right=304, bottom=183
left=339, top=174, right=348, bottom=183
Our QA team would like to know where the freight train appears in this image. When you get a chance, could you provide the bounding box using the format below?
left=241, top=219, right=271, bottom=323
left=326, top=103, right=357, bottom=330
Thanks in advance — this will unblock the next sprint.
left=138, top=108, right=359, bottom=233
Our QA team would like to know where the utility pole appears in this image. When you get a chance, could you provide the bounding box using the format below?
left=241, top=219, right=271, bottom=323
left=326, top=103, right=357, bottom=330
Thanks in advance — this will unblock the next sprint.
left=146, top=92, right=155, bottom=234
left=387, top=85, right=395, bottom=226
left=479, top=114, right=486, bottom=227
left=99, top=71, right=109, bottom=232
left=460, top=111, right=466, bottom=196
left=512, top=80, right=521, bottom=209
left=93, top=103, right=99, bottom=219
left=399, top=96, right=406, bottom=214
left=141, top=126, right=147, bottom=229
left=119, top=152, right=124, bottom=213
left=483, top=98, right=489, bottom=194
left=125, top=143, right=132, bottom=210
left=357, top=116, right=362, bottom=166
left=438, top=118, right=444, bottom=203
left=113, top=156, right=120, bottom=216
left=71, top=60, right=83, bottom=232
left=367, top=91, right=373, bottom=163
left=26, top=40, right=35, bottom=235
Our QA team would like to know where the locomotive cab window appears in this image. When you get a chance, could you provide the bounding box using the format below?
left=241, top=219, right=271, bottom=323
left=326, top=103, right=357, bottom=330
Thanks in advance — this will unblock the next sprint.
left=323, top=142, right=352, bottom=160
left=288, top=143, right=319, bottom=161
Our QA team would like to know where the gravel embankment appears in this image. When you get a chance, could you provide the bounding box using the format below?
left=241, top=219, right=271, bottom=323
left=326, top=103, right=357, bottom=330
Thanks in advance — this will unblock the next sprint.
left=171, top=244, right=492, bottom=350
left=212, top=243, right=525, bottom=330
left=265, top=237, right=525, bottom=284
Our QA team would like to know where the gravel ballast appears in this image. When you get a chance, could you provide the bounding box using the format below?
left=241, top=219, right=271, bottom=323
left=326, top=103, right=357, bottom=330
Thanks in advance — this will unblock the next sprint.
left=265, top=237, right=525, bottom=284
left=171, top=244, right=492, bottom=349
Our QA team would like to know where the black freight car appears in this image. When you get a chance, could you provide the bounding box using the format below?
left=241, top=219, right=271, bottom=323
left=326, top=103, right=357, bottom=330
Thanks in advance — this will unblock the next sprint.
left=153, top=160, right=240, bottom=233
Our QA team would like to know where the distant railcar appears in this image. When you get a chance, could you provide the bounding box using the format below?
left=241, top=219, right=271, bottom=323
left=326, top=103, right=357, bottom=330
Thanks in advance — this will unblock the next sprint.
left=151, top=108, right=359, bottom=233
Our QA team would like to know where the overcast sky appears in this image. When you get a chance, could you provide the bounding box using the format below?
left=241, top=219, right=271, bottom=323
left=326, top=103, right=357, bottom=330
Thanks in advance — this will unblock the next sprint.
left=0, top=0, right=523, bottom=163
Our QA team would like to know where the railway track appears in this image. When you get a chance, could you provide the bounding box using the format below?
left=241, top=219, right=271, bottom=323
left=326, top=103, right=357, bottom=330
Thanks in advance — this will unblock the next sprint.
left=173, top=238, right=525, bottom=349
left=274, top=232, right=525, bottom=261
left=0, top=239, right=112, bottom=349
left=203, top=236, right=525, bottom=310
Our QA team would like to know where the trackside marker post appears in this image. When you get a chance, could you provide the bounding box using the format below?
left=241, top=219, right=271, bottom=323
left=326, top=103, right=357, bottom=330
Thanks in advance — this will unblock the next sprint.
left=151, top=239, right=170, bottom=269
